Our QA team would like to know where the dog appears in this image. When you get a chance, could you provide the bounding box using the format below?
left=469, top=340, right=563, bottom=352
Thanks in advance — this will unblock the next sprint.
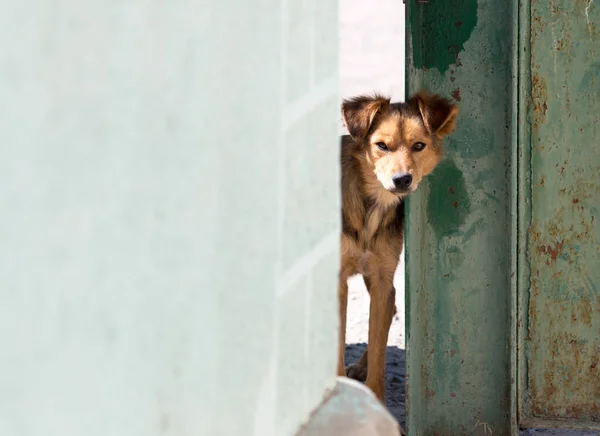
left=337, top=91, right=459, bottom=403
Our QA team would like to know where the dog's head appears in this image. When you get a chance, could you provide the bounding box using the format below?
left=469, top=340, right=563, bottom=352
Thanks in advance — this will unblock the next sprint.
left=342, top=91, right=459, bottom=196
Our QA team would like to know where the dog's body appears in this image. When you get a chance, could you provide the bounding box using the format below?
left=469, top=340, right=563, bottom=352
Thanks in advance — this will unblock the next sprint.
left=337, top=92, right=459, bottom=402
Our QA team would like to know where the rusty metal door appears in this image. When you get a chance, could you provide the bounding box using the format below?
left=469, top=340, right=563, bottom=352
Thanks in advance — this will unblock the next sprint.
left=517, top=0, right=600, bottom=429
left=406, top=0, right=600, bottom=433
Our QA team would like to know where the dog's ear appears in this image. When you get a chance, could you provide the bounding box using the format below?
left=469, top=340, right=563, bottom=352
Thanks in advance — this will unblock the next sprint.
left=342, top=95, right=390, bottom=140
left=411, top=91, right=459, bottom=137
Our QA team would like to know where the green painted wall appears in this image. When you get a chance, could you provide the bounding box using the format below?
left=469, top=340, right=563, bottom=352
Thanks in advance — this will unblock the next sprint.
left=407, top=0, right=600, bottom=432
left=0, top=1, right=339, bottom=435
left=405, top=0, right=516, bottom=434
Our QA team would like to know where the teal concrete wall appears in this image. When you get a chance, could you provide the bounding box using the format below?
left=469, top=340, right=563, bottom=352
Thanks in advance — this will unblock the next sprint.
left=0, top=1, right=339, bottom=435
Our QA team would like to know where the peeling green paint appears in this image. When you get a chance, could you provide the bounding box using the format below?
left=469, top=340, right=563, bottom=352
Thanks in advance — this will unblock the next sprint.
left=427, top=159, right=471, bottom=239
left=410, top=0, right=478, bottom=74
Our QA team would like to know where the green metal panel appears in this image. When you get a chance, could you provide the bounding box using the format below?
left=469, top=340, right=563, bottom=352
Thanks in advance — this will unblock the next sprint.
left=518, top=0, right=600, bottom=429
left=405, top=0, right=517, bottom=434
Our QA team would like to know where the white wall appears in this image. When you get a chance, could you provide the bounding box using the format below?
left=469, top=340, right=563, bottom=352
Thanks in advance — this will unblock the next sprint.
left=0, top=1, right=339, bottom=435
left=340, top=0, right=405, bottom=102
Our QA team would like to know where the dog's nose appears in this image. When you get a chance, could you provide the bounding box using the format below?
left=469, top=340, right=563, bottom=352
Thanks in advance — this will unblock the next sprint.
left=392, top=172, right=413, bottom=190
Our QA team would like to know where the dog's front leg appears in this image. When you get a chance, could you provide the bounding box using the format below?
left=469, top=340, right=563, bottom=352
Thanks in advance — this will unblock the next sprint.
left=345, top=274, right=374, bottom=382
left=337, top=273, right=349, bottom=376
left=365, top=276, right=396, bottom=402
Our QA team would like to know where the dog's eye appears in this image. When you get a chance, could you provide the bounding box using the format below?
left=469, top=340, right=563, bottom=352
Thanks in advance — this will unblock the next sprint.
left=376, top=142, right=389, bottom=151
left=412, top=142, right=426, bottom=152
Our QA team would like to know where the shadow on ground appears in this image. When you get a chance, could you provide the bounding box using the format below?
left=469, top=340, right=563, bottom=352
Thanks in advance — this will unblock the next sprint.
left=345, top=343, right=406, bottom=427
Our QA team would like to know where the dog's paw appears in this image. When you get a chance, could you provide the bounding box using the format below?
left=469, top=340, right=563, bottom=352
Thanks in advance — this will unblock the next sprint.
left=345, top=363, right=367, bottom=382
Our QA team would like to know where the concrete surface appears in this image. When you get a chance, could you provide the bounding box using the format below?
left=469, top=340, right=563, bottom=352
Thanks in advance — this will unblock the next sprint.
left=298, top=377, right=400, bottom=436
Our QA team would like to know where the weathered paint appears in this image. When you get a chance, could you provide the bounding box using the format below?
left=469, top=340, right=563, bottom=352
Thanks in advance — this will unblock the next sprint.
left=409, top=0, right=478, bottom=74
left=405, top=0, right=516, bottom=434
left=426, top=159, right=472, bottom=239
left=519, top=0, right=600, bottom=428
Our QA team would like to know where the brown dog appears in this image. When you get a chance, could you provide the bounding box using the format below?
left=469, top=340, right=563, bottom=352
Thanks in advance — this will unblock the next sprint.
left=337, top=91, right=459, bottom=402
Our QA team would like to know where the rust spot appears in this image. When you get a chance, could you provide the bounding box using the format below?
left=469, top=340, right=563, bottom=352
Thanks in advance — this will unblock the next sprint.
left=450, top=392, right=457, bottom=397
left=455, top=21, right=462, bottom=27
left=581, top=300, right=592, bottom=325
left=452, top=201, right=458, bottom=208
left=450, top=349, right=456, bottom=357
left=543, top=375, right=558, bottom=400
left=555, top=39, right=564, bottom=51
left=425, top=388, right=436, bottom=399
left=449, top=186, right=455, bottom=194
left=531, top=14, right=547, bottom=34
left=532, top=73, right=548, bottom=127
left=532, top=326, right=600, bottom=418
left=536, top=241, right=564, bottom=263
left=573, top=198, right=580, bottom=204
left=450, top=77, right=456, bottom=82
left=546, top=241, right=564, bottom=260
left=443, top=274, right=450, bottom=278
left=451, top=88, right=462, bottom=102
